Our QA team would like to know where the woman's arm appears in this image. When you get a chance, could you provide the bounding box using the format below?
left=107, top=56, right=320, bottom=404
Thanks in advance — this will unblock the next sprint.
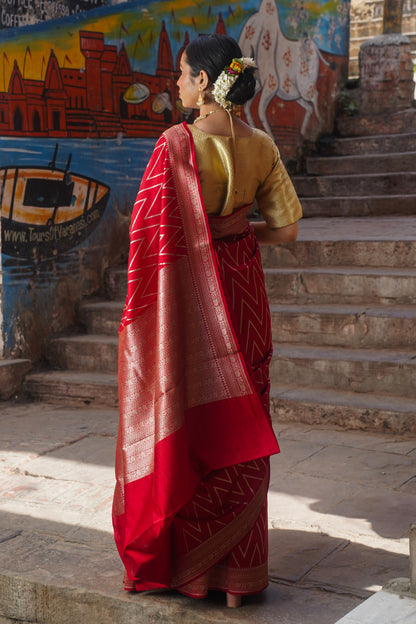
left=251, top=220, right=298, bottom=245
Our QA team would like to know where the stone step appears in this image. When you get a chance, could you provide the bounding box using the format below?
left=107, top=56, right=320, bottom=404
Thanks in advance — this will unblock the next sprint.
left=299, top=195, right=416, bottom=218
left=306, top=151, right=416, bottom=176
left=79, top=302, right=416, bottom=351
left=0, top=359, right=31, bottom=400
left=29, top=343, right=416, bottom=408
left=46, top=334, right=118, bottom=373
left=26, top=342, right=416, bottom=408
left=79, top=300, right=123, bottom=335
left=270, top=344, right=416, bottom=399
left=270, top=304, right=416, bottom=349
left=336, top=107, right=416, bottom=138
left=270, top=384, right=416, bottom=435
left=261, top=237, right=416, bottom=269
left=105, top=220, right=416, bottom=274
left=332, top=588, right=416, bottom=624
left=293, top=172, right=416, bottom=198
left=264, top=266, right=416, bottom=305
left=104, top=266, right=127, bottom=301
left=23, top=370, right=118, bottom=406
left=318, top=132, right=416, bottom=157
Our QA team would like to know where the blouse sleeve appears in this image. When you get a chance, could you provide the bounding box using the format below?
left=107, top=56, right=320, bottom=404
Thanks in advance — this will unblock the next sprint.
left=255, top=140, right=302, bottom=229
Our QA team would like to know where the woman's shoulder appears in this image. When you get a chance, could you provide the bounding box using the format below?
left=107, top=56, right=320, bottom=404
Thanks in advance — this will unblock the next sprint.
left=248, top=128, right=280, bottom=163
left=251, top=128, right=278, bottom=149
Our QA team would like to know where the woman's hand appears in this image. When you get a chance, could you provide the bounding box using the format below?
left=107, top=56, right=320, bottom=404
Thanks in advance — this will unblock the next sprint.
left=251, top=220, right=298, bottom=244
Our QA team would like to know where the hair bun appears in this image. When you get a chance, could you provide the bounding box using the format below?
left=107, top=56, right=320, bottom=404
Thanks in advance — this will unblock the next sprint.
left=227, top=68, right=256, bottom=106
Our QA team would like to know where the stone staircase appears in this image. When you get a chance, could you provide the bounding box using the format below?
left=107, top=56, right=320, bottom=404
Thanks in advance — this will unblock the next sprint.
left=23, top=214, right=416, bottom=435
left=23, top=287, right=121, bottom=408
left=293, top=130, right=416, bottom=217
left=261, top=221, right=416, bottom=434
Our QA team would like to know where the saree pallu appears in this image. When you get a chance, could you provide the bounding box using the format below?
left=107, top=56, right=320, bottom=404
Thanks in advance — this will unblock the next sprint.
left=113, top=121, right=278, bottom=597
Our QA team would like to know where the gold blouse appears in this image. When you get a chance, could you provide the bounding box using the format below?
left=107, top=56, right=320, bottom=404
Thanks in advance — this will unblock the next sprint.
left=188, top=124, right=302, bottom=229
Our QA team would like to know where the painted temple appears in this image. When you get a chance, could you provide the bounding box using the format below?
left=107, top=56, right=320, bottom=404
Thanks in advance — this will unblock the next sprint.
left=0, top=17, right=227, bottom=139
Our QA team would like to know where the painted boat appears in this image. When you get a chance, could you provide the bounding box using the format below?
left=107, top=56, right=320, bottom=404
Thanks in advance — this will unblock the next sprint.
left=1, top=144, right=110, bottom=259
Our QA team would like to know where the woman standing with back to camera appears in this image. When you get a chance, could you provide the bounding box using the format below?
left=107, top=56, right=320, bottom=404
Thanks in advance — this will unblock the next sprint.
left=113, top=33, right=302, bottom=608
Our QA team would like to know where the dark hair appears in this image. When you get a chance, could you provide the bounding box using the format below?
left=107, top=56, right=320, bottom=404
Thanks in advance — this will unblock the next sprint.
left=185, top=34, right=256, bottom=105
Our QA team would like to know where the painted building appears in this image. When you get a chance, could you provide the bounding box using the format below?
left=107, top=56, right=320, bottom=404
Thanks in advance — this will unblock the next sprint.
left=0, top=0, right=351, bottom=362
left=0, top=23, right=187, bottom=138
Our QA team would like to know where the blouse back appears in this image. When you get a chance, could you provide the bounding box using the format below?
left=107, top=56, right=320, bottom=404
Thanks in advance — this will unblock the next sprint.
left=188, top=124, right=302, bottom=229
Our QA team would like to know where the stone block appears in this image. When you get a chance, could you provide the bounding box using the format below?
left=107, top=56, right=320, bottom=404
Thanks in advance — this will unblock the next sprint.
left=46, top=335, right=118, bottom=373
left=261, top=237, right=416, bottom=269
left=270, top=345, right=416, bottom=398
left=359, top=34, right=414, bottom=114
left=270, top=387, right=416, bottom=435
left=23, top=370, right=118, bottom=407
left=0, top=360, right=31, bottom=400
left=334, top=588, right=416, bottom=624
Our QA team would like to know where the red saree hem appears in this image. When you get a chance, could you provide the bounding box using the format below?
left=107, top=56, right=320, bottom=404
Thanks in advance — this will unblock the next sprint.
left=113, top=122, right=277, bottom=594
left=176, top=567, right=269, bottom=599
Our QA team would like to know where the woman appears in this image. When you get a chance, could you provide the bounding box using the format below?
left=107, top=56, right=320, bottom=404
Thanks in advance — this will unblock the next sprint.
left=113, top=34, right=302, bottom=608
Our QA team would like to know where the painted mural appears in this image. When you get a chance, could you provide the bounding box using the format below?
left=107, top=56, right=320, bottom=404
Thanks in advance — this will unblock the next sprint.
left=0, top=0, right=107, bottom=30
left=0, top=0, right=350, bottom=359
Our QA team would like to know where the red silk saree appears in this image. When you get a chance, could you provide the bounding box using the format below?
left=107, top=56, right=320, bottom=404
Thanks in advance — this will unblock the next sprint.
left=113, top=122, right=279, bottom=597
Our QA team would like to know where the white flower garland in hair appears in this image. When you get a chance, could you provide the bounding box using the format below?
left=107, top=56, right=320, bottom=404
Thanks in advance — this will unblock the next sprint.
left=212, top=57, right=257, bottom=110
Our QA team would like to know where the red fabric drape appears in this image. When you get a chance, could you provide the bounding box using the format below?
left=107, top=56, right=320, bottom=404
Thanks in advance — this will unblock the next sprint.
left=113, top=122, right=278, bottom=593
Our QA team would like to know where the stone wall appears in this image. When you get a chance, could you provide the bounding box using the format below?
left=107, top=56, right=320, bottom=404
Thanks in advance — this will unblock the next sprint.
left=350, top=0, right=416, bottom=76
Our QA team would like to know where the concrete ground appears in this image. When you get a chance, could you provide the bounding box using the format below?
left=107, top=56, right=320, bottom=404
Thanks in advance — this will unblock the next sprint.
left=0, top=401, right=415, bottom=623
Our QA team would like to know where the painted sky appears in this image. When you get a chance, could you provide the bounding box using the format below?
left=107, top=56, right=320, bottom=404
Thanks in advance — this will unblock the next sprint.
left=0, top=0, right=349, bottom=88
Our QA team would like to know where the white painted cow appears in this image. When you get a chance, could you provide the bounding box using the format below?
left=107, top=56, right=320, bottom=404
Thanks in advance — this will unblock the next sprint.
left=238, top=0, right=334, bottom=138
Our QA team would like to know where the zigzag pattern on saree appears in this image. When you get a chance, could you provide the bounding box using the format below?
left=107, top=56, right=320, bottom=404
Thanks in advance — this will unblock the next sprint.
left=216, top=241, right=272, bottom=366
left=121, top=138, right=187, bottom=326
left=175, top=458, right=268, bottom=568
